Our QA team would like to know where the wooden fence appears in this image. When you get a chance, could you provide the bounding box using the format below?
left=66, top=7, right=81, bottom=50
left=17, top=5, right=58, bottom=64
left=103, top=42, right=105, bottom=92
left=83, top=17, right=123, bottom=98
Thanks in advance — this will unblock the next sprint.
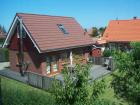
left=27, top=72, right=61, bottom=90
left=92, top=57, right=116, bottom=70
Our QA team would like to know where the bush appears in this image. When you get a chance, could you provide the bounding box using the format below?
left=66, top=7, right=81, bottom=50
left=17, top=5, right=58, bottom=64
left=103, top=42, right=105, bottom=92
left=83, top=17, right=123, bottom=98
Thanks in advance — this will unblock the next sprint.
left=111, top=42, right=140, bottom=105
left=103, top=49, right=112, bottom=57
left=51, top=64, right=116, bottom=105
left=0, top=39, right=4, bottom=45
left=0, top=48, right=9, bottom=62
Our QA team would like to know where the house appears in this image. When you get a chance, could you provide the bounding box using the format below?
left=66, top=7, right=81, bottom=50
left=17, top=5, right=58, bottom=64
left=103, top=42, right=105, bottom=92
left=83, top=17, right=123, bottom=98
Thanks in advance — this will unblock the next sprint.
left=0, top=27, right=6, bottom=47
left=100, top=17, right=140, bottom=50
left=3, top=13, right=95, bottom=76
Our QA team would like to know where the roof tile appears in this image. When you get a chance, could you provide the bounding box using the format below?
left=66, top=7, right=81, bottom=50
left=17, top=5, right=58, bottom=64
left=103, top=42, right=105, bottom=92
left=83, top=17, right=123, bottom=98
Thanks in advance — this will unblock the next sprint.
left=17, top=13, right=94, bottom=52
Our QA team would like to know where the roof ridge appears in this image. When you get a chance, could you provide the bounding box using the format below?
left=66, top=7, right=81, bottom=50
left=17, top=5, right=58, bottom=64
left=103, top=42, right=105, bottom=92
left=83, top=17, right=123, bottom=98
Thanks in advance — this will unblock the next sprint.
left=110, top=19, right=140, bottom=22
left=16, top=13, right=74, bottom=19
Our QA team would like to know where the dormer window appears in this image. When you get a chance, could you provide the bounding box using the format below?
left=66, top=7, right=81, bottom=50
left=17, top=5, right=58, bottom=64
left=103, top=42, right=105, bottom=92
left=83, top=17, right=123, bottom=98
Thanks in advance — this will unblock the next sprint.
left=57, top=24, right=69, bottom=35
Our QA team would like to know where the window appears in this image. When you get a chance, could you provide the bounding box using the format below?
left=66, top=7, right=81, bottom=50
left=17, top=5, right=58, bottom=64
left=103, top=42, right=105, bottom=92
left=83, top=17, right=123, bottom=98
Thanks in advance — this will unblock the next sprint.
left=46, top=57, right=51, bottom=74
left=16, top=53, right=20, bottom=65
left=57, top=24, right=69, bottom=34
left=52, top=56, right=58, bottom=72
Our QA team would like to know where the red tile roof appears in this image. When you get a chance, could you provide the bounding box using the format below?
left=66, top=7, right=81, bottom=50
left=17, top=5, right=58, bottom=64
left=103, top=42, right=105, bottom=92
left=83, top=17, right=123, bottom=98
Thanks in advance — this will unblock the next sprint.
left=103, top=18, right=140, bottom=42
left=17, top=13, right=94, bottom=52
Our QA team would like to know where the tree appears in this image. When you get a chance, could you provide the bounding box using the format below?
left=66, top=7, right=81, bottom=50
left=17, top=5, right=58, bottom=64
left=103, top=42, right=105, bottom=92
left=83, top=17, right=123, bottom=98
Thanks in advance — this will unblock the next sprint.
left=90, top=27, right=106, bottom=37
left=98, top=27, right=106, bottom=36
left=51, top=64, right=115, bottom=105
left=91, top=27, right=98, bottom=37
left=2, top=26, right=6, bottom=33
left=111, top=42, right=140, bottom=105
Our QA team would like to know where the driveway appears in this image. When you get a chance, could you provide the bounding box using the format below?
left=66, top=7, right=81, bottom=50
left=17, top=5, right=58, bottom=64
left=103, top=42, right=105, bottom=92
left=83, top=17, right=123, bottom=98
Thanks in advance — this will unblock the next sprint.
left=90, top=65, right=111, bottom=80
left=0, top=62, right=28, bottom=83
left=0, top=62, right=10, bottom=70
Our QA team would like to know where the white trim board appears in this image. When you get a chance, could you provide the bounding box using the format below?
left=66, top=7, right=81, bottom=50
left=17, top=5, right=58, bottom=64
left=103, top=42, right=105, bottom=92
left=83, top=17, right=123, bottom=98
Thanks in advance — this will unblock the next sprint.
left=2, top=16, right=42, bottom=53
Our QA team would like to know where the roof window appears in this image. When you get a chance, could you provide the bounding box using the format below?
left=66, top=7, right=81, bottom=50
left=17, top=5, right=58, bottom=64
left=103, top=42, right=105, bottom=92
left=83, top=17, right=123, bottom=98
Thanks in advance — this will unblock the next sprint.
left=57, top=24, right=69, bottom=35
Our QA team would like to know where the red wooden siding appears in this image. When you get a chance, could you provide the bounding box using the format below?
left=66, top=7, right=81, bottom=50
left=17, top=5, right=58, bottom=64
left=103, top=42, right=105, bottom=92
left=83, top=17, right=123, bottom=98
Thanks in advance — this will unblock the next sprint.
left=92, top=48, right=102, bottom=57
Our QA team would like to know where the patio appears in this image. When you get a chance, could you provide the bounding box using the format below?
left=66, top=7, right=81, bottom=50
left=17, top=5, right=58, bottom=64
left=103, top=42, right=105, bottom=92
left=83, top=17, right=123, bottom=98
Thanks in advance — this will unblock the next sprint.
left=55, top=65, right=111, bottom=81
left=0, top=62, right=111, bottom=87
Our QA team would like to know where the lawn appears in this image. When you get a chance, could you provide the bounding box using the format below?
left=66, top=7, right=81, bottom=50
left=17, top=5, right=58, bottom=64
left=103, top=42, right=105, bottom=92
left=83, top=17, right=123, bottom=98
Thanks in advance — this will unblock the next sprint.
left=0, top=74, right=130, bottom=105
left=1, top=76, right=55, bottom=105
left=99, top=74, right=129, bottom=105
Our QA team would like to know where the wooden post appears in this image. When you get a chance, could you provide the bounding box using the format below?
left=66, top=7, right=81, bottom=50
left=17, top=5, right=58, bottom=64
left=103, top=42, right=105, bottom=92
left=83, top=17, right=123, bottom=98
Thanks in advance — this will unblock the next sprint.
left=19, top=17, right=24, bottom=76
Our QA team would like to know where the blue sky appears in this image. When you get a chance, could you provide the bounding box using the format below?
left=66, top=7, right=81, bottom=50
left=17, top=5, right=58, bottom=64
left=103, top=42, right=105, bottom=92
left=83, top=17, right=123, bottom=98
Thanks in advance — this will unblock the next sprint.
left=1, top=0, right=140, bottom=31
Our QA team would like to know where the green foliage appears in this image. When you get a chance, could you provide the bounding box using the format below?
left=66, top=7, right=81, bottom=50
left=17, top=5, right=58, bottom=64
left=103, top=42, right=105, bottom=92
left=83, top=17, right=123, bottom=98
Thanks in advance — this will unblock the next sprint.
left=0, top=25, right=6, bottom=33
left=91, top=27, right=98, bottom=37
left=1, top=77, right=54, bottom=105
left=103, top=49, right=112, bottom=57
left=111, top=42, right=140, bottom=105
left=0, top=48, right=9, bottom=61
left=98, top=27, right=106, bottom=36
left=73, top=54, right=84, bottom=64
left=51, top=64, right=115, bottom=105
left=90, top=27, right=106, bottom=37
left=0, top=39, right=4, bottom=44
left=2, top=26, right=6, bottom=33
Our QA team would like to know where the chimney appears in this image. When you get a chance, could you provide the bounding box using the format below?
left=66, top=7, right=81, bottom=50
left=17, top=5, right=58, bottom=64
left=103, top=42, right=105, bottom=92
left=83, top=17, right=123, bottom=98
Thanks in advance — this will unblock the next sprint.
left=133, top=16, right=137, bottom=20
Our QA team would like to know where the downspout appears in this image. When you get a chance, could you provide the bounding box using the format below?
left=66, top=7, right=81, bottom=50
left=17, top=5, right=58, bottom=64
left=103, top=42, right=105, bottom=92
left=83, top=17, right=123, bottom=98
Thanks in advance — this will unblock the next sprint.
left=19, top=17, right=24, bottom=76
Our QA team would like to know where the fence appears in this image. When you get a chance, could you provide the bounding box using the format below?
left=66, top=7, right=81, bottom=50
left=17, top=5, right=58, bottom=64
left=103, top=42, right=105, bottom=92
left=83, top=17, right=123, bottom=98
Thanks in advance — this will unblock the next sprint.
left=27, top=72, right=61, bottom=90
left=92, top=57, right=116, bottom=70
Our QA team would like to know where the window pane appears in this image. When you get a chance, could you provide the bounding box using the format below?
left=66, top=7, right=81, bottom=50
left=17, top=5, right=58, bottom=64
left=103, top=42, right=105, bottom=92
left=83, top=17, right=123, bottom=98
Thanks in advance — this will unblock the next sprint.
left=46, top=57, right=51, bottom=74
left=52, top=56, right=58, bottom=72
left=57, top=24, right=69, bottom=34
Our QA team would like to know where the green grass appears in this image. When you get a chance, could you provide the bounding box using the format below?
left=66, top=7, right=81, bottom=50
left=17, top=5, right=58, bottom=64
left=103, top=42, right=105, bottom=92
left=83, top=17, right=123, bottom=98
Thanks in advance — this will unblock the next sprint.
left=1, top=76, right=55, bottom=105
left=0, top=74, right=131, bottom=105
left=99, top=74, right=130, bottom=105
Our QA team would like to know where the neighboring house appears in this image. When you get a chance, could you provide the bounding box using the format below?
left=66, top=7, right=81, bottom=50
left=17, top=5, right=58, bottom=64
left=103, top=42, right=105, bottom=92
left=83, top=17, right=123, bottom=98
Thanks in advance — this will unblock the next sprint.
left=0, top=28, right=6, bottom=47
left=99, top=17, right=140, bottom=50
left=3, top=13, right=95, bottom=76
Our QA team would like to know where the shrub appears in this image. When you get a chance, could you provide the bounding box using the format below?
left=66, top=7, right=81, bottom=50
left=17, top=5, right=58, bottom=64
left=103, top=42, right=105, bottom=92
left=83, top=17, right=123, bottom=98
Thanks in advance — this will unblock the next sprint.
left=0, top=48, right=9, bottom=62
left=51, top=64, right=116, bottom=105
left=103, top=49, right=112, bottom=57
left=111, top=42, right=140, bottom=105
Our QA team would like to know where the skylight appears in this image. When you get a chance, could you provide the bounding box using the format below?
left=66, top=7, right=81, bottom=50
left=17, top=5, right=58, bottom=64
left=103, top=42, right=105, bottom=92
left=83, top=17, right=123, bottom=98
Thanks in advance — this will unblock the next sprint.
left=57, top=24, right=69, bottom=35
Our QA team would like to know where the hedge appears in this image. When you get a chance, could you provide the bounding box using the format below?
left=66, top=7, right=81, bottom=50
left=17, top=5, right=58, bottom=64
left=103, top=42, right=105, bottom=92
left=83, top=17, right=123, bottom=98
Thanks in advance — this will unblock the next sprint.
left=0, top=48, right=9, bottom=62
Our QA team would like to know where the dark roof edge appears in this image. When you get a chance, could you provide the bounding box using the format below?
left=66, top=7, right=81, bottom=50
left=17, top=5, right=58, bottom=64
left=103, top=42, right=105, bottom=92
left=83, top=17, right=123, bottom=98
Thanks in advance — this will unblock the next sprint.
left=41, top=43, right=94, bottom=53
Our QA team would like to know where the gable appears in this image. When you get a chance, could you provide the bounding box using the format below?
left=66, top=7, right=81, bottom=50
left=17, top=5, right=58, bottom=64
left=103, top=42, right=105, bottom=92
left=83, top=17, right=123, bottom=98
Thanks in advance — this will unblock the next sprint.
left=3, top=15, right=41, bottom=53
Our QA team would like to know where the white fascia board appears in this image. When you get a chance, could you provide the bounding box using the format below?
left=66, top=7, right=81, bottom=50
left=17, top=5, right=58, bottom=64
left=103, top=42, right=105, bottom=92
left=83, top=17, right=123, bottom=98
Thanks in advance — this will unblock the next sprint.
left=2, top=16, right=42, bottom=53
left=2, top=16, right=18, bottom=48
